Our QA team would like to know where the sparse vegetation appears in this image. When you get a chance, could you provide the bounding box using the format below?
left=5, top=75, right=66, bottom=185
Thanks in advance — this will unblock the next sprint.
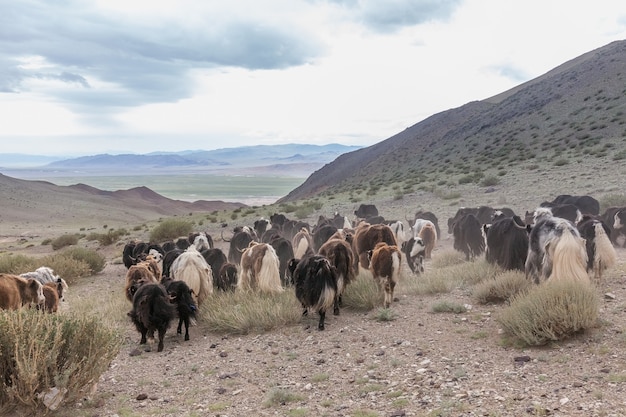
left=51, top=234, right=81, bottom=250
left=431, top=300, right=467, bottom=314
left=200, top=291, right=301, bottom=334
left=473, top=270, right=532, bottom=304
left=497, top=279, right=599, bottom=346
left=0, top=309, right=121, bottom=414
left=150, top=218, right=193, bottom=242
left=342, top=273, right=383, bottom=311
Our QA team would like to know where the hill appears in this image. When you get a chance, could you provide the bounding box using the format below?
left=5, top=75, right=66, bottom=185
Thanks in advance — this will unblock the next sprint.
left=279, top=40, right=626, bottom=202
left=0, top=174, right=244, bottom=236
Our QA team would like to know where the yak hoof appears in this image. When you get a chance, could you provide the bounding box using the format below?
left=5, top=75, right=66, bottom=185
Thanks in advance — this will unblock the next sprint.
left=184, top=334, right=190, bottom=341
left=333, top=307, right=340, bottom=316
left=318, top=323, right=325, bottom=331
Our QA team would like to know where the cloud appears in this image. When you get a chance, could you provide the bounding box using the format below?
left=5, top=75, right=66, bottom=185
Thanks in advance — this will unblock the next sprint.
left=0, top=0, right=324, bottom=112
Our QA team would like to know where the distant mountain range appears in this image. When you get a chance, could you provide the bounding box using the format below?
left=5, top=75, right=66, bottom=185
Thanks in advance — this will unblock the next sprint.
left=0, top=144, right=362, bottom=178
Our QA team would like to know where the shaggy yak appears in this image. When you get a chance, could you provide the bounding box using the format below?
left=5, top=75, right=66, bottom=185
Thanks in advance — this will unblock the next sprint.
left=128, top=283, right=176, bottom=352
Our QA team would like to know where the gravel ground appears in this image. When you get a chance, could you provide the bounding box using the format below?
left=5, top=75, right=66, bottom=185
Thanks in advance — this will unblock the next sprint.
left=56, top=238, right=626, bottom=417
left=4, top=182, right=626, bottom=417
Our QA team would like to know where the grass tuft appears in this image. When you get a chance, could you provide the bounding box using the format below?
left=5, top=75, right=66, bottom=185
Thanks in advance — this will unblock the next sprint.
left=341, top=272, right=383, bottom=311
left=431, top=300, right=467, bottom=314
left=200, top=290, right=301, bottom=334
left=473, top=270, right=531, bottom=304
left=497, top=278, right=599, bottom=346
left=0, top=309, right=121, bottom=414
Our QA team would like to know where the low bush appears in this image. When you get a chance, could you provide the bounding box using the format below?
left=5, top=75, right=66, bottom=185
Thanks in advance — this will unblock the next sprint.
left=473, top=270, right=531, bottom=304
left=51, top=234, right=80, bottom=250
left=60, top=247, right=106, bottom=275
left=497, top=278, right=599, bottom=346
left=39, top=255, right=91, bottom=284
left=85, top=228, right=128, bottom=246
left=600, top=193, right=626, bottom=211
left=0, top=254, right=37, bottom=274
left=431, top=300, right=467, bottom=314
left=0, top=309, right=121, bottom=414
left=342, top=272, right=383, bottom=311
left=150, top=218, right=193, bottom=242
left=480, top=175, right=500, bottom=187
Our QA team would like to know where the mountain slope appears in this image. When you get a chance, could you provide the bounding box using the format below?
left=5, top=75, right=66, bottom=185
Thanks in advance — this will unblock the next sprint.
left=279, top=40, right=626, bottom=202
left=0, top=174, right=244, bottom=229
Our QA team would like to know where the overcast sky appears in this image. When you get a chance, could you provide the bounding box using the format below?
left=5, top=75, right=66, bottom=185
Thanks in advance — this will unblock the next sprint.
left=1, top=0, right=626, bottom=156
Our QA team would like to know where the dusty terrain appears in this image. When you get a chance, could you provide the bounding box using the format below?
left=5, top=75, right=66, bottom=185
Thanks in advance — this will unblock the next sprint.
left=3, top=187, right=626, bottom=417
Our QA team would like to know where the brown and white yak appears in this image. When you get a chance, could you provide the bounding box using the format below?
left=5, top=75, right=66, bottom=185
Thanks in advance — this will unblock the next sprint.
left=238, top=242, right=283, bottom=294
left=368, top=242, right=402, bottom=308
left=318, top=238, right=355, bottom=315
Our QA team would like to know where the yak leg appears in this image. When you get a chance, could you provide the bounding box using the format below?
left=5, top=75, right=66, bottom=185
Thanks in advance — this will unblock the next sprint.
left=183, top=316, right=190, bottom=341
left=157, top=328, right=166, bottom=352
left=318, top=310, right=326, bottom=331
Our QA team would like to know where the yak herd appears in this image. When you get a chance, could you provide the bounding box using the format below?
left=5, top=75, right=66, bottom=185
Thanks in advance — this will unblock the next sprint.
left=119, top=193, right=626, bottom=351
left=117, top=194, right=624, bottom=351
left=2, top=194, right=623, bottom=354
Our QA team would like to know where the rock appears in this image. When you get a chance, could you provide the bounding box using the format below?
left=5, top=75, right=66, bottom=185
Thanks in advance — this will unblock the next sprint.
left=37, top=387, right=68, bottom=411
left=604, top=292, right=616, bottom=300
left=514, top=355, right=531, bottom=363
left=390, top=411, right=406, bottom=417
left=129, top=348, right=142, bottom=357
left=136, top=393, right=148, bottom=401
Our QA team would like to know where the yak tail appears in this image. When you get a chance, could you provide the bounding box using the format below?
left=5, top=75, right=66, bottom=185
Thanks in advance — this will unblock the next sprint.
left=549, top=229, right=589, bottom=283
left=593, top=222, right=617, bottom=281
left=294, top=238, right=310, bottom=259
left=257, top=248, right=284, bottom=294
left=313, top=273, right=337, bottom=314
left=391, top=250, right=401, bottom=284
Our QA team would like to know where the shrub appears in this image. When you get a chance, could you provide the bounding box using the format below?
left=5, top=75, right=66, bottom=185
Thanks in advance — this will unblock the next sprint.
left=430, top=250, right=465, bottom=269
left=553, top=158, right=569, bottom=166
left=600, top=194, right=626, bottom=212
left=60, top=247, right=106, bottom=275
left=0, top=309, right=121, bottom=414
left=263, top=388, right=304, bottom=407
left=50, top=234, right=80, bottom=250
left=342, top=272, right=383, bottom=311
left=294, top=205, right=315, bottom=219
left=85, top=229, right=128, bottom=246
left=38, top=255, right=92, bottom=284
left=473, top=270, right=532, bottom=304
left=0, top=254, right=37, bottom=274
left=480, top=175, right=500, bottom=187
left=373, top=308, right=397, bottom=321
left=150, top=218, right=193, bottom=242
left=200, top=291, right=301, bottom=334
left=497, top=279, right=599, bottom=346
left=431, top=300, right=467, bottom=314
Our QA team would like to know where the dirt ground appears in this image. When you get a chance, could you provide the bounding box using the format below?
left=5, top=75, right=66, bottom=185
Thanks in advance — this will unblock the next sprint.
left=4, top=189, right=626, bottom=417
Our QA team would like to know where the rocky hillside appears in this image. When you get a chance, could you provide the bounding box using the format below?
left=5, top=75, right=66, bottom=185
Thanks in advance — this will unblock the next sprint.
left=0, top=174, right=244, bottom=232
left=279, top=40, right=626, bottom=202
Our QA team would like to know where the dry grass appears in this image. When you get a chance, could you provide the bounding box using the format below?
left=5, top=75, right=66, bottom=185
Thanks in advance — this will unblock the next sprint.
left=496, top=278, right=600, bottom=346
left=200, top=290, right=302, bottom=334
left=342, top=271, right=384, bottom=311
left=473, top=270, right=532, bottom=304
left=0, top=309, right=121, bottom=414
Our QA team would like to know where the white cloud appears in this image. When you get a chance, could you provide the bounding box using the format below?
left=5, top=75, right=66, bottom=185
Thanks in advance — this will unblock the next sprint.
left=1, top=0, right=626, bottom=155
